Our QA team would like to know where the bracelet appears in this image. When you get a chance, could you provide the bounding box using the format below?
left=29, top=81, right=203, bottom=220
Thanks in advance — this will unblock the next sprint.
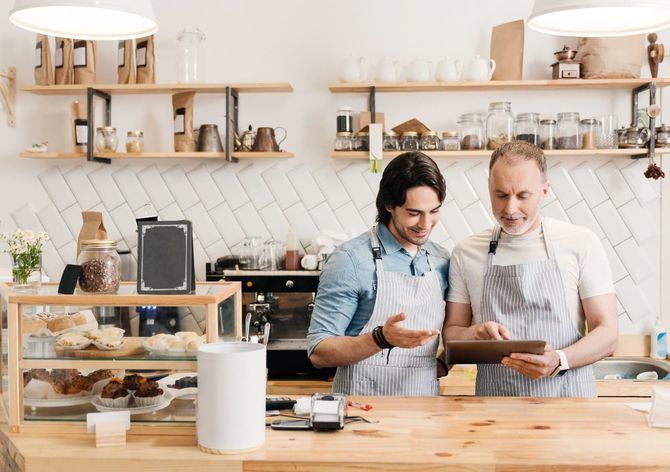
left=372, top=325, right=394, bottom=350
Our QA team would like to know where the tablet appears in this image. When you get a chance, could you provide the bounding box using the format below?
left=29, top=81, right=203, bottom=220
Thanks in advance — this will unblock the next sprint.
left=446, top=340, right=546, bottom=364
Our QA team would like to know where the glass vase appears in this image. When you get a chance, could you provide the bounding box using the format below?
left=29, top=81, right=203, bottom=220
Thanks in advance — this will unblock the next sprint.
left=11, top=253, right=42, bottom=292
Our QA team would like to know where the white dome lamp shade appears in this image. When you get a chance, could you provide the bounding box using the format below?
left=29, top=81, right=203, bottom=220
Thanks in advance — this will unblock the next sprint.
left=528, top=0, right=670, bottom=37
left=9, top=0, right=159, bottom=40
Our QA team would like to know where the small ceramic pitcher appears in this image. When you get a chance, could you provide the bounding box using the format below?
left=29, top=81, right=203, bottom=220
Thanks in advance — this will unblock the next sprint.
left=464, top=55, right=496, bottom=81
left=435, top=58, right=463, bottom=82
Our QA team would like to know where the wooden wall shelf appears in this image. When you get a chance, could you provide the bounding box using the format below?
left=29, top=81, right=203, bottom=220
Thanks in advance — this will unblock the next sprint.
left=330, top=149, right=669, bottom=159
left=22, top=82, right=293, bottom=95
left=20, top=151, right=294, bottom=160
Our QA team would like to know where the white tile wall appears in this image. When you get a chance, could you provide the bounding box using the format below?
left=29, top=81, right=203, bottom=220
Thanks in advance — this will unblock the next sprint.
left=64, top=167, right=102, bottom=211
left=568, top=163, right=609, bottom=209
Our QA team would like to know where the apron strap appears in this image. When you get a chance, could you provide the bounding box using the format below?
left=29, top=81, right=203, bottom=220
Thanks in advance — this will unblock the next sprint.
left=487, top=225, right=503, bottom=268
left=487, top=219, right=556, bottom=265
left=369, top=226, right=384, bottom=273
left=541, top=219, right=557, bottom=261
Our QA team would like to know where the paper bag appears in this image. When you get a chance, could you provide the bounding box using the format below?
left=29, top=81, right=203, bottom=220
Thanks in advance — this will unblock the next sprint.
left=77, top=211, right=108, bottom=257
left=578, top=35, right=644, bottom=79
left=490, top=19, right=525, bottom=80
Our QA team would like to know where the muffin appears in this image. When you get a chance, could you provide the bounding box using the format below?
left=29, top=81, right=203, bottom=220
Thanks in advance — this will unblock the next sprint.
left=99, top=378, right=130, bottom=408
left=132, top=379, right=164, bottom=407
left=122, top=374, right=146, bottom=392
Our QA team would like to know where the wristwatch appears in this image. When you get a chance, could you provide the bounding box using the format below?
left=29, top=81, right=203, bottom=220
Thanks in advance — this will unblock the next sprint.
left=550, top=349, right=569, bottom=377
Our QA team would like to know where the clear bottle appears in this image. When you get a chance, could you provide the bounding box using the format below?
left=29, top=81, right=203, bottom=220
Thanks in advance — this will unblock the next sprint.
left=337, top=106, right=353, bottom=133
left=441, top=131, right=460, bottom=151
left=383, top=130, right=400, bottom=151
left=334, top=132, right=354, bottom=151
left=458, top=113, right=484, bottom=150
left=126, top=130, right=144, bottom=153
left=515, top=112, right=540, bottom=146
left=400, top=131, right=420, bottom=151
left=354, top=131, right=369, bottom=151
left=176, top=28, right=206, bottom=83
left=77, top=240, right=121, bottom=294
left=540, top=118, right=558, bottom=150
left=557, top=112, right=581, bottom=149
left=420, top=131, right=441, bottom=151
left=486, top=101, right=514, bottom=150
left=650, top=317, right=668, bottom=359
left=580, top=118, right=602, bottom=150
left=94, top=126, right=118, bottom=152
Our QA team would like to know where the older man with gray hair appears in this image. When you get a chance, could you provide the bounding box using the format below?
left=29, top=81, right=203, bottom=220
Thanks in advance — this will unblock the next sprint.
left=444, top=141, right=617, bottom=397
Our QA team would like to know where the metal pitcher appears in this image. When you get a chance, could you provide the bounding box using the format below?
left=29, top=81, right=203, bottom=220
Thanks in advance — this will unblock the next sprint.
left=252, top=127, right=287, bottom=152
left=197, top=124, right=224, bottom=152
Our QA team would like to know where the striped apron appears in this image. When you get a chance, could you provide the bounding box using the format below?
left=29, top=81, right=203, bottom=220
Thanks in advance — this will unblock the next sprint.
left=476, top=220, right=597, bottom=397
left=331, top=226, right=445, bottom=396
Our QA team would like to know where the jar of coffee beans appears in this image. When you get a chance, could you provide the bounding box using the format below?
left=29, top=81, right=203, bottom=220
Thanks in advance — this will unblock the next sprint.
left=77, top=240, right=121, bottom=294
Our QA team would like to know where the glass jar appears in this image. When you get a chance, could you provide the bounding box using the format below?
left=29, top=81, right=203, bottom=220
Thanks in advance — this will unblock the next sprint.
left=354, top=132, right=369, bottom=151
left=94, top=126, right=118, bottom=152
left=334, top=132, right=354, bottom=151
left=126, top=131, right=144, bottom=153
left=515, top=112, right=540, bottom=146
left=383, top=130, right=400, bottom=151
left=581, top=118, right=602, bottom=149
left=441, top=131, right=460, bottom=151
left=176, top=28, right=206, bottom=83
left=486, top=101, right=514, bottom=150
left=656, top=124, right=670, bottom=148
left=557, top=112, right=581, bottom=149
left=540, top=118, right=558, bottom=150
left=596, top=115, right=618, bottom=149
left=401, top=131, right=420, bottom=151
left=420, top=131, right=441, bottom=151
left=458, top=113, right=485, bottom=150
left=77, top=240, right=121, bottom=294
left=337, top=106, right=353, bottom=133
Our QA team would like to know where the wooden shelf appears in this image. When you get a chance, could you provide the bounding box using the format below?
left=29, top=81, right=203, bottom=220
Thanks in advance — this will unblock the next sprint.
left=329, top=78, right=670, bottom=93
left=331, top=149, right=669, bottom=159
left=20, top=151, right=294, bottom=160
left=21, top=82, right=293, bottom=95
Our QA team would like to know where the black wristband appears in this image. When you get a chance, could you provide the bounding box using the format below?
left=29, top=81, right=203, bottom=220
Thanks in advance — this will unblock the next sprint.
left=372, top=325, right=394, bottom=349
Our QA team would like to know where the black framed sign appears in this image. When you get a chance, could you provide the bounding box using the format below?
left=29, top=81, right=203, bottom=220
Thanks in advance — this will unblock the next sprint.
left=137, top=220, right=195, bottom=294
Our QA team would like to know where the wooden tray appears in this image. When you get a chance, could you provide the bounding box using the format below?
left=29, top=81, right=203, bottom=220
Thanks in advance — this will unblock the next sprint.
left=55, top=337, right=146, bottom=359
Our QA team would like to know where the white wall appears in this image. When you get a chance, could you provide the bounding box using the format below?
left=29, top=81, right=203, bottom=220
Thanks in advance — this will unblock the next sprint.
left=0, top=0, right=668, bottom=333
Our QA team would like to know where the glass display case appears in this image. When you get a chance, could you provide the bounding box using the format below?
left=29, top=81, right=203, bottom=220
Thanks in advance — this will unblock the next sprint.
left=0, top=281, right=241, bottom=434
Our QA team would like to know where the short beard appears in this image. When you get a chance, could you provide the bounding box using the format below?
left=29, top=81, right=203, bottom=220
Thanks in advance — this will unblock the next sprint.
left=390, top=218, right=430, bottom=246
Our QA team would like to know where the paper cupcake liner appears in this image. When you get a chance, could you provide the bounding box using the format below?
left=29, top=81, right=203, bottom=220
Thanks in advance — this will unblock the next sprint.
left=132, top=392, right=164, bottom=407
left=97, top=393, right=130, bottom=408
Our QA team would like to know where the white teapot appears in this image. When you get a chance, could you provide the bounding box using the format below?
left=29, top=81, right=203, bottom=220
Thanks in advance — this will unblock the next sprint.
left=375, top=58, right=402, bottom=82
left=464, top=55, right=496, bottom=81
left=435, top=58, right=463, bottom=82
left=339, top=55, right=367, bottom=83
left=407, top=58, right=434, bottom=82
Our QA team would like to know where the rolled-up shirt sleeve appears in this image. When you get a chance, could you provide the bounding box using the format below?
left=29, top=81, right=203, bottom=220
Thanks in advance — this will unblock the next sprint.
left=307, top=248, right=360, bottom=358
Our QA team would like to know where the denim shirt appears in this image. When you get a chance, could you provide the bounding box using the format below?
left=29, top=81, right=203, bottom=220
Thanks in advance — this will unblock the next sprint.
left=307, top=224, right=450, bottom=357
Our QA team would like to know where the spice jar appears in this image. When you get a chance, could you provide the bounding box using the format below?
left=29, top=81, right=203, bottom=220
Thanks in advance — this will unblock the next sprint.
left=540, top=118, right=558, bottom=150
left=580, top=118, right=601, bottom=149
left=77, top=240, right=121, bottom=294
left=420, top=131, right=441, bottom=151
left=458, top=113, right=484, bottom=150
left=441, top=131, right=460, bottom=151
left=334, top=132, right=354, bottom=151
left=400, top=131, right=420, bottom=151
left=383, top=130, right=400, bottom=151
left=557, top=112, right=581, bottom=149
left=337, top=106, right=353, bottom=133
left=94, top=126, right=118, bottom=152
left=354, top=131, right=369, bottom=151
left=126, top=131, right=144, bottom=153
left=515, top=113, right=540, bottom=146
left=486, top=101, right=514, bottom=150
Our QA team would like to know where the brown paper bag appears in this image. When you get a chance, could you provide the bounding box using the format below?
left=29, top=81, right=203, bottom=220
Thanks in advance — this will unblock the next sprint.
left=34, top=34, right=54, bottom=85
left=73, top=40, right=97, bottom=84
left=490, top=19, right=525, bottom=80
left=70, top=101, right=89, bottom=153
left=136, top=36, right=156, bottom=84
left=578, top=36, right=644, bottom=78
left=117, top=39, right=136, bottom=84
left=77, top=212, right=108, bottom=257
left=173, top=92, right=196, bottom=152
left=54, top=37, right=73, bottom=85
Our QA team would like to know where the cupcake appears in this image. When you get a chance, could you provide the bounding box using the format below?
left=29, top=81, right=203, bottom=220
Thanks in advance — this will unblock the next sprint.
left=122, top=374, right=145, bottom=392
left=98, top=378, right=130, bottom=408
left=132, top=379, right=164, bottom=407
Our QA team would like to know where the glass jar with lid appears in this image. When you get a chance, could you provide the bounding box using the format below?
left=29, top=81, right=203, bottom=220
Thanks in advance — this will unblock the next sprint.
left=383, top=130, right=400, bottom=151
left=337, top=106, right=353, bottom=133
left=580, top=118, right=601, bottom=149
left=441, top=131, right=460, bottom=151
left=95, top=126, right=118, bottom=152
left=420, top=131, right=441, bottom=151
left=515, top=112, right=540, bottom=146
left=458, top=113, right=484, bottom=150
left=400, top=131, right=420, bottom=151
left=77, top=240, right=121, bottom=294
left=557, top=112, right=581, bottom=149
left=354, top=131, right=369, bottom=151
left=540, top=118, right=558, bottom=150
left=486, top=101, right=514, bottom=150
left=126, top=131, right=144, bottom=153
left=334, top=132, right=354, bottom=151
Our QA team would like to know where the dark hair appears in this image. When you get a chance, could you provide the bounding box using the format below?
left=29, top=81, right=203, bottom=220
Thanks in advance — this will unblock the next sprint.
left=489, top=141, right=547, bottom=177
left=375, top=151, right=446, bottom=225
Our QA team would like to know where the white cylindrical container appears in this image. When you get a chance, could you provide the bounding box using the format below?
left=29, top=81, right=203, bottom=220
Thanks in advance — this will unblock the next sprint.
left=197, top=342, right=266, bottom=454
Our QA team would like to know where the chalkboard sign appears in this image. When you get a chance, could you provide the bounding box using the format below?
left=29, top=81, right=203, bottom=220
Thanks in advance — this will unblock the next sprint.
left=137, top=220, right=195, bottom=294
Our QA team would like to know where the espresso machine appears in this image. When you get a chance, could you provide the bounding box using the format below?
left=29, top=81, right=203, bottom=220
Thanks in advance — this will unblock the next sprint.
left=206, top=265, right=335, bottom=380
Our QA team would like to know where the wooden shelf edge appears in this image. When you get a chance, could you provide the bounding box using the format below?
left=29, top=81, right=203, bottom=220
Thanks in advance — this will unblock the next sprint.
left=330, top=149, right=667, bottom=159
left=20, top=151, right=294, bottom=160
left=21, top=82, right=293, bottom=95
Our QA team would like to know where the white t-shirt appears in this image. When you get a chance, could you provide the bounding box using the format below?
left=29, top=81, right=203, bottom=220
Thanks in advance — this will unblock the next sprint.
left=447, top=217, right=614, bottom=335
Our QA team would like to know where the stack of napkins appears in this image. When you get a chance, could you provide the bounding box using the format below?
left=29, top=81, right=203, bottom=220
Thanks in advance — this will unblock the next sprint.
left=648, top=386, right=670, bottom=428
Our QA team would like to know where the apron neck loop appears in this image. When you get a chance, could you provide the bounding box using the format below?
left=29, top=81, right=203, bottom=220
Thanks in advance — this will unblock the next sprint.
left=369, top=225, right=384, bottom=271
left=487, top=225, right=503, bottom=267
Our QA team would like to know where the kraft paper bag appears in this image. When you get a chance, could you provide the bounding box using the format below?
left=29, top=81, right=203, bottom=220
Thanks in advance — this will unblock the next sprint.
left=578, top=35, right=644, bottom=78
left=490, top=19, right=525, bottom=81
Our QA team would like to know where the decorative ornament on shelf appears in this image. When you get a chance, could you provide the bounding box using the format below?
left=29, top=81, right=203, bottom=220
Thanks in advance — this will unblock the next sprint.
left=0, top=229, right=49, bottom=290
left=647, top=33, right=665, bottom=79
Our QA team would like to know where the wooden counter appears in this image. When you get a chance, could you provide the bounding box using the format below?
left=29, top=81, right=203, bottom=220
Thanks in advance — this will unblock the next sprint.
left=2, top=395, right=670, bottom=471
